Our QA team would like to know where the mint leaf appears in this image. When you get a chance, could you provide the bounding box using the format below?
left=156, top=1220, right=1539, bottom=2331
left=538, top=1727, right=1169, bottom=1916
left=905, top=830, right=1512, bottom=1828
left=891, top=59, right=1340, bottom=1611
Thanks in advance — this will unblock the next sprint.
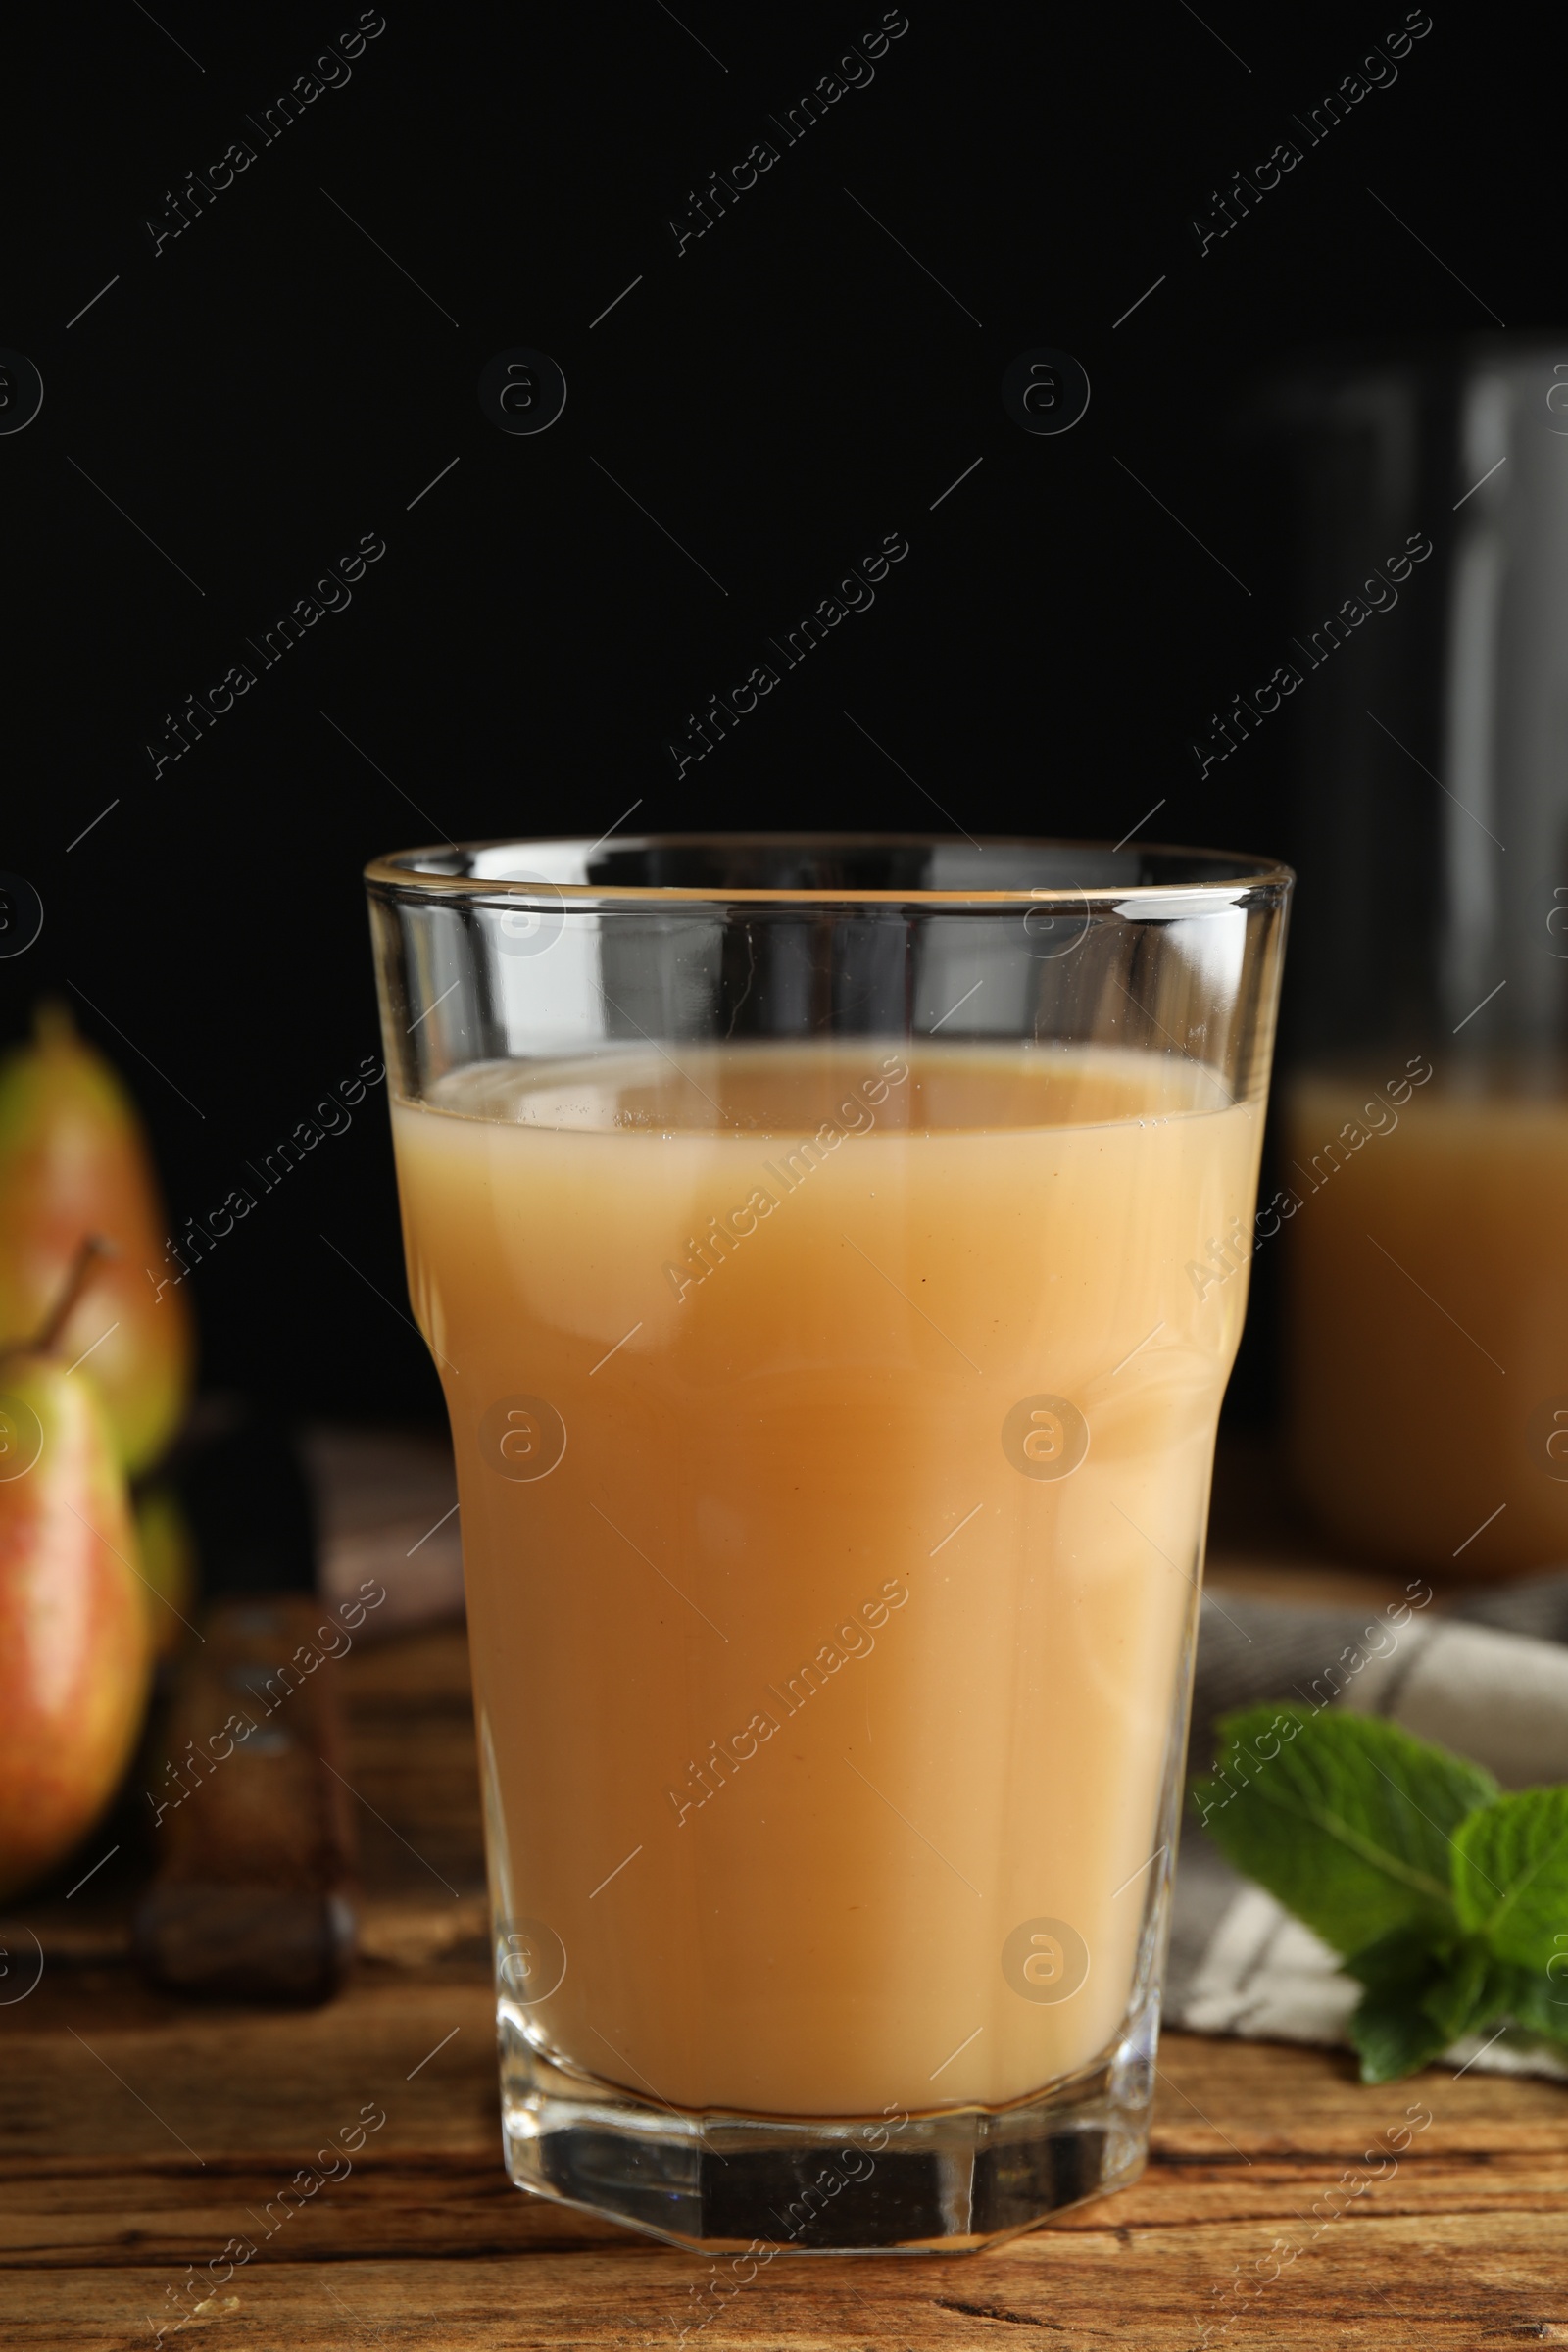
left=1345, top=1935, right=1507, bottom=2082
left=1192, top=1711, right=1568, bottom=2081
left=1342, top=1923, right=1445, bottom=1989
left=1350, top=1980, right=1458, bottom=2083
left=1452, top=1787, right=1568, bottom=1971
left=1419, top=1942, right=1501, bottom=2043
left=1451, top=1789, right=1568, bottom=2051
left=1496, top=1962, right=1568, bottom=2048
left=1193, top=1706, right=1497, bottom=1955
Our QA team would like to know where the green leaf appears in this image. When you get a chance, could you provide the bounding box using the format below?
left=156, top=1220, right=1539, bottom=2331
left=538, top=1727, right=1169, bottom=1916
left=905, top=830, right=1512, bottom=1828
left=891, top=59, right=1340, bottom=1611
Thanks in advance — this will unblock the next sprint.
left=1343, top=1923, right=1445, bottom=1989
left=1496, top=1962, right=1568, bottom=2048
left=1451, top=1787, right=1568, bottom=1972
left=1350, top=1979, right=1456, bottom=2083
left=1418, top=1942, right=1499, bottom=2043
left=1344, top=1936, right=1507, bottom=2082
left=1193, top=1705, right=1497, bottom=1956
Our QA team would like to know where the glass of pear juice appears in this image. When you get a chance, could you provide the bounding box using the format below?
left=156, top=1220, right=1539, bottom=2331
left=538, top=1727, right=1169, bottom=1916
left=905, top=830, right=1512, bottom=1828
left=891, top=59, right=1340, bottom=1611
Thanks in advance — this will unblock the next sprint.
left=366, top=835, right=1291, bottom=2255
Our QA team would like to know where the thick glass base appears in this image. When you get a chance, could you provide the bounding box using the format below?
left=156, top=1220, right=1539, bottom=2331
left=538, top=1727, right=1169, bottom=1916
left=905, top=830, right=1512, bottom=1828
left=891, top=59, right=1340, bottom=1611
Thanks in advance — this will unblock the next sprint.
left=499, top=1998, right=1156, bottom=2255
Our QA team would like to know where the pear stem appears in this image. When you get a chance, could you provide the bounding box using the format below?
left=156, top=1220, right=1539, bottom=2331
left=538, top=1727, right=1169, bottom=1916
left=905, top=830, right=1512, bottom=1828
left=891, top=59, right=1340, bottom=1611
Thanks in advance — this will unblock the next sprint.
left=27, top=1235, right=118, bottom=1357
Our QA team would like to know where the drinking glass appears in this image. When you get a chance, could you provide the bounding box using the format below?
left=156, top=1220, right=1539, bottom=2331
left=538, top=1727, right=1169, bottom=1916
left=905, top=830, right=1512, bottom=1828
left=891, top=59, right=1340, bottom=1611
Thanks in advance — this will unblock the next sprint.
left=365, top=835, right=1291, bottom=2255
left=1264, top=341, right=1568, bottom=1576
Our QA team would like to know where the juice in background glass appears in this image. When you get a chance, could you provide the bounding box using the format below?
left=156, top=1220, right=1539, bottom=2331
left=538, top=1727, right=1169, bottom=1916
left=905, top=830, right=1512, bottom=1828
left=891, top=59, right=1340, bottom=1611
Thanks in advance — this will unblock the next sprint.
left=1285, top=1062, right=1568, bottom=1575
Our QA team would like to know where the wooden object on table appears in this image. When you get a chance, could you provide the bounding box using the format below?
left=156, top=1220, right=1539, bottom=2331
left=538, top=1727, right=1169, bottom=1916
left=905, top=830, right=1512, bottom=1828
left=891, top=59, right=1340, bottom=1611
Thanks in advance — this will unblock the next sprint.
left=3, top=1619, right=1567, bottom=2346
left=303, top=1423, right=463, bottom=1633
left=131, top=1596, right=356, bottom=2004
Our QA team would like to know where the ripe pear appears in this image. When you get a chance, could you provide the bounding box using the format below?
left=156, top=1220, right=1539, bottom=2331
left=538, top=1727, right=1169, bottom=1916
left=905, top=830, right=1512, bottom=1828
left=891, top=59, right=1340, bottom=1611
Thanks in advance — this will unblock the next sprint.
left=0, top=1003, right=193, bottom=1476
left=0, top=1246, right=154, bottom=1901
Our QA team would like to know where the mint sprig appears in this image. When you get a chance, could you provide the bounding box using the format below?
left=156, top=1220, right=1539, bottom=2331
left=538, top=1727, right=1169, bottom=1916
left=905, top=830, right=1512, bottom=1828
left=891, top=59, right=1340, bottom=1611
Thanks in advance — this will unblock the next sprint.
left=1192, top=1706, right=1568, bottom=2082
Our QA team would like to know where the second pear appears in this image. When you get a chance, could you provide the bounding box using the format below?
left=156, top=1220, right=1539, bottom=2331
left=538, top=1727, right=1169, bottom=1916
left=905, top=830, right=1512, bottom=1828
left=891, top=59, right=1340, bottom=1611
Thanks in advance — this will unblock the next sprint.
left=0, top=1006, right=193, bottom=1476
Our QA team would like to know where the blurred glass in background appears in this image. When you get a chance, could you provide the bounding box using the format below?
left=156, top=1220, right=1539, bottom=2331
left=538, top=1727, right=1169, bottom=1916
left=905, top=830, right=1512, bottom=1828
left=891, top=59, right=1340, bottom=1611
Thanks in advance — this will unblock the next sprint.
left=1271, top=337, right=1568, bottom=1576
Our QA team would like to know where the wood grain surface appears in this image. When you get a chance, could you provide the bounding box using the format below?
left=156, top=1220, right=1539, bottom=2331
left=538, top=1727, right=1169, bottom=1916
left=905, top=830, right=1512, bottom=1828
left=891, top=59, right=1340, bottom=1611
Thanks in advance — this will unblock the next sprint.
left=5, top=1616, right=1567, bottom=2349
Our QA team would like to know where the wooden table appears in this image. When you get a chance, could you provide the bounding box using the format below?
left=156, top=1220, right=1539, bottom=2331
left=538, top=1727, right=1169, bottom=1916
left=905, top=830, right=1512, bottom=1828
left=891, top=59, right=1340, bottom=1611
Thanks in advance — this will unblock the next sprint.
left=7, top=1607, right=1568, bottom=2349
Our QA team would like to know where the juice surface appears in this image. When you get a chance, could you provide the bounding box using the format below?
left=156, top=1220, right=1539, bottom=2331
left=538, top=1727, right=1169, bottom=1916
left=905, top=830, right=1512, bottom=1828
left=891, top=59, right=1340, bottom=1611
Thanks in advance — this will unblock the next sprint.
left=392, top=1042, right=1261, bottom=2114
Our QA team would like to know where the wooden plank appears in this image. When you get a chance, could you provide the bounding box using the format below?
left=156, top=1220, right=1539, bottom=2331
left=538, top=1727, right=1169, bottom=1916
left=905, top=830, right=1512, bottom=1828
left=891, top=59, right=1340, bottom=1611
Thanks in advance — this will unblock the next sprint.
left=4, top=2009, right=1567, bottom=2253
left=6, top=2208, right=1568, bottom=2352
left=0, top=1977, right=499, bottom=2166
left=5, top=1625, right=1568, bottom=2348
left=8, top=2127, right=1568, bottom=2273
left=8, top=1898, right=1568, bottom=2185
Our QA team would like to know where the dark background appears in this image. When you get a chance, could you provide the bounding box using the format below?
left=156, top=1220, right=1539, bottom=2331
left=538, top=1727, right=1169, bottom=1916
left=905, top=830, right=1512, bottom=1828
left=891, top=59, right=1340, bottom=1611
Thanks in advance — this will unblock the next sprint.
left=1, top=1, right=1542, bottom=1429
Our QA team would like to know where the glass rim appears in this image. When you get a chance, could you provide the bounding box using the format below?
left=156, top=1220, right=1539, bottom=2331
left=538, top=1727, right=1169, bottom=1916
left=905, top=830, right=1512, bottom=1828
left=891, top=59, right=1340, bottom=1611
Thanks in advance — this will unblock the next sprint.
left=364, top=833, right=1294, bottom=907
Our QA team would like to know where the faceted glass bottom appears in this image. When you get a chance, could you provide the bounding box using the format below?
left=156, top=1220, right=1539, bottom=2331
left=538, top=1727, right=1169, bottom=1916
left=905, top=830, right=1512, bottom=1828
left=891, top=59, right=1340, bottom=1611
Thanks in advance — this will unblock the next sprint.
left=498, top=1993, right=1157, bottom=2255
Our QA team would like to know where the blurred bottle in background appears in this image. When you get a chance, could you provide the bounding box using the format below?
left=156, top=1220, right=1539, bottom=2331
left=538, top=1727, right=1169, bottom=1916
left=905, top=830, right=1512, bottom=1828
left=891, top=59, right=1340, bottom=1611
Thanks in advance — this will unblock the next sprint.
left=1270, top=338, right=1568, bottom=1578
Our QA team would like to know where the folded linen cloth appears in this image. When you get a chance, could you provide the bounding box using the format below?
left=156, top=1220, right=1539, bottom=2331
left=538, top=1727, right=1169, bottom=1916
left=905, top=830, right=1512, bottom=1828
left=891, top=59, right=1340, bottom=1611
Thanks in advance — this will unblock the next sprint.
left=1170, top=1568, right=1568, bottom=2079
